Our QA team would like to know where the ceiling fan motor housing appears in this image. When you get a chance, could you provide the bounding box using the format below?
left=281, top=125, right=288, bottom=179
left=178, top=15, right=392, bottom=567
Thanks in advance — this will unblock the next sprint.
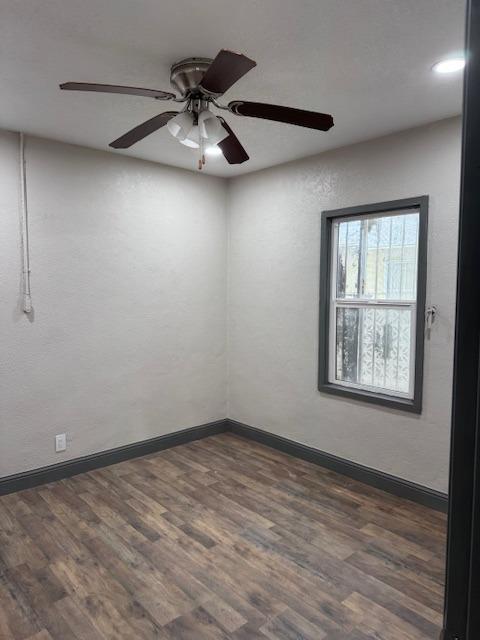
left=170, top=57, right=214, bottom=97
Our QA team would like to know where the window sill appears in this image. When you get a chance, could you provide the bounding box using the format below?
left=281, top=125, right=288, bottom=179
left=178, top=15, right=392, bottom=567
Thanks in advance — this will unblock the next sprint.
left=318, top=382, right=422, bottom=414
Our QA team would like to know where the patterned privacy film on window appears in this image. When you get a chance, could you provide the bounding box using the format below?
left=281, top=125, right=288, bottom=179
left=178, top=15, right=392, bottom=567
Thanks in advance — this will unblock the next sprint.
left=335, top=306, right=412, bottom=394
left=333, top=211, right=419, bottom=397
left=336, top=213, right=419, bottom=301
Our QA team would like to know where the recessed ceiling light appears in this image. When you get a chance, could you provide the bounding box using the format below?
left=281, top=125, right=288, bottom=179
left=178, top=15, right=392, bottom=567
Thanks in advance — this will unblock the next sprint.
left=205, top=146, right=222, bottom=157
left=433, top=57, right=466, bottom=74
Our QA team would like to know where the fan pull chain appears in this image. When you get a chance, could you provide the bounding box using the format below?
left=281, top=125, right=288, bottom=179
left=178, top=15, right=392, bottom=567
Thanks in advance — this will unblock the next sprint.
left=198, top=136, right=207, bottom=170
left=198, top=136, right=204, bottom=170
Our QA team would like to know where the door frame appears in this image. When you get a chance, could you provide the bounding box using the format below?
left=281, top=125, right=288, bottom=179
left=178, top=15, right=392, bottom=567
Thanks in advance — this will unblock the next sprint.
left=442, top=1, right=480, bottom=638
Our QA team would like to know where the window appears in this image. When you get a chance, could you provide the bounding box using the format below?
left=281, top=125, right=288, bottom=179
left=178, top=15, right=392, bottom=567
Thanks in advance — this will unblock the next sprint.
left=318, top=197, right=428, bottom=413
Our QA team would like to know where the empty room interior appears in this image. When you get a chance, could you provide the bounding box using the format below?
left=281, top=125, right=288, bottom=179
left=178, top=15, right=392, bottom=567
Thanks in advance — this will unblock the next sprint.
left=0, top=1, right=468, bottom=639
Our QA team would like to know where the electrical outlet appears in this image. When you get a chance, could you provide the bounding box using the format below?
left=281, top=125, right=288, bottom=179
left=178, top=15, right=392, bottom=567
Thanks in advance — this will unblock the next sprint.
left=55, top=433, right=67, bottom=452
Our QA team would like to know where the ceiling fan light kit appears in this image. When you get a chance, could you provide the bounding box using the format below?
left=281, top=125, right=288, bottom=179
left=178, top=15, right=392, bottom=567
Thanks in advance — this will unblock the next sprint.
left=166, top=102, right=231, bottom=167
left=166, top=111, right=195, bottom=142
left=60, top=49, right=334, bottom=170
left=180, top=126, right=200, bottom=149
left=198, top=110, right=229, bottom=145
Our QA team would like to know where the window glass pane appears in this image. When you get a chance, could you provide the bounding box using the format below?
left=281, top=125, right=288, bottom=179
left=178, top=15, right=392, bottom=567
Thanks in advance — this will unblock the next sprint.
left=335, top=306, right=412, bottom=395
left=400, top=214, right=420, bottom=300
left=336, top=219, right=361, bottom=299
left=335, top=212, right=419, bottom=301
left=336, top=223, right=347, bottom=298
left=364, top=218, right=380, bottom=299
left=335, top=307, right=359, bottom=382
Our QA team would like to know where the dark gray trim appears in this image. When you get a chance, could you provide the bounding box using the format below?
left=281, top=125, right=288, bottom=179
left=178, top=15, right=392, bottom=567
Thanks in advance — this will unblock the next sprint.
left=318, top=196, right=429, bottom=414
left=0, top=415, right=447, bottom=513
left=0, top=419, right=228, bottom=496
left=228, top=419, right=447, bottom=512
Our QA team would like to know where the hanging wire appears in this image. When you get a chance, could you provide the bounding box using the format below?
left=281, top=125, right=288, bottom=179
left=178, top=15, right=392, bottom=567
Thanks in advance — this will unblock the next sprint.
left=19, top=132, right=33, bottom=313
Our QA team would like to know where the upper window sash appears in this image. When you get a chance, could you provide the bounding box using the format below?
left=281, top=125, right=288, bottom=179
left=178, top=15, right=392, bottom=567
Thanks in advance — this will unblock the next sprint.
left=331, top=209, right=420, bottom=304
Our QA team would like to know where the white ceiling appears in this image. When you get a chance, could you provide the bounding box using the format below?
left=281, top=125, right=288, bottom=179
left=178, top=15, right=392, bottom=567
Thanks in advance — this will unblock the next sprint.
left=1, top=0, right=465, bottom=177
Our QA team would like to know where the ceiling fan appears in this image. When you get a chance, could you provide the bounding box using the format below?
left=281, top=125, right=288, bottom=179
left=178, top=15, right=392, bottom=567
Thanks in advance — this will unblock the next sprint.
left=60, top=49, right=334, bottom=170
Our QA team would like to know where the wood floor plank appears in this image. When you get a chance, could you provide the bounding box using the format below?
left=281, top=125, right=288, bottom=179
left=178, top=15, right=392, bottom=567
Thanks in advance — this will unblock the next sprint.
left=260, top=606, right=328, bottom=640
left=0, top=433, right=446, bottom=639
left=342, top=591, right=434, bottom=640
left=51, top=596, right=107, bottom=640
left=26, top=631, right=55, bottom=640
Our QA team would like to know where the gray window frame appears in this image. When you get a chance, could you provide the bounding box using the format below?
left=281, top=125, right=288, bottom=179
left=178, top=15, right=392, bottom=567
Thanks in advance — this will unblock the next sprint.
left=318, top=196, right=429, bottom=414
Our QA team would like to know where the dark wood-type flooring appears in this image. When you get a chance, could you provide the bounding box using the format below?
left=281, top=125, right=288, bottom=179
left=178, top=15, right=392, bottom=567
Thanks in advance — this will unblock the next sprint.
left=0, top=433, right=446, bottom=639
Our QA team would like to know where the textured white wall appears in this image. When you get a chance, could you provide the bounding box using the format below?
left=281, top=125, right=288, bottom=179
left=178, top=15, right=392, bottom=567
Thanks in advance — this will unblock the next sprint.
left=0, top=131, right=227, bottom=477
left=227, top=117, right=461, bottom=492
left=1, top=118, right=461, bottom=489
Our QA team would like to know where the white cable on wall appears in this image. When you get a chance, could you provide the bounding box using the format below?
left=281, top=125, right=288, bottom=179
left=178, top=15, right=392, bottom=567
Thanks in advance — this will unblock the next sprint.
left=19, top=132, right=33, bottom=313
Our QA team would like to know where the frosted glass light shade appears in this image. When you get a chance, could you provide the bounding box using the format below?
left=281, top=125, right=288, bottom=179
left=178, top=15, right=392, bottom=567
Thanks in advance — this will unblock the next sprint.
left=167, top=111, right=195, bottom=141
left=198, top=111, right=229, bottom=145
left=179, top=125, right=200, bottom=149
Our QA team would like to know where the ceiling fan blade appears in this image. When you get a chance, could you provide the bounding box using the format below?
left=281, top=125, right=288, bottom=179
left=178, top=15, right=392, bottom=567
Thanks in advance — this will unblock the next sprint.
left=199, top=50, right=256, bottom=96
left=229, top=101, right=334, bottom=131
left=109, top=111, right=178, bottom=149
left=217, top=118, right=249, bottom=164
left=60, top=82, right=176, bottom=100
